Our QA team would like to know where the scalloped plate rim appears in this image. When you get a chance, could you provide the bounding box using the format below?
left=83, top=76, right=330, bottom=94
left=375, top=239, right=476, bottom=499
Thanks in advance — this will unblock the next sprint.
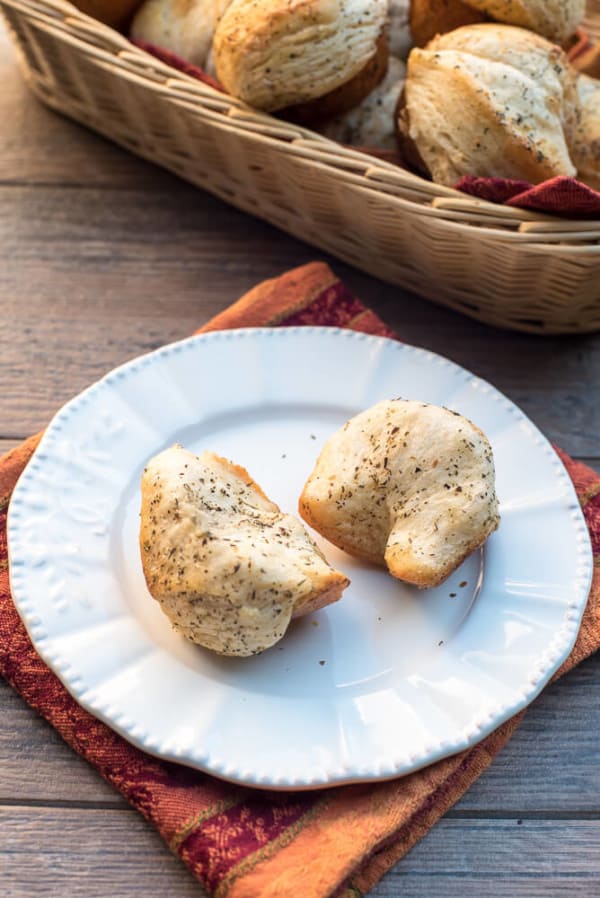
left=6, top=327, right=594, bottom=790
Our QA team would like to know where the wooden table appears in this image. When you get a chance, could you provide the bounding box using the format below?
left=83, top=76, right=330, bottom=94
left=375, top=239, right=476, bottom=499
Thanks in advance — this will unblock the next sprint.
left=1, top=21, right=599, bottom=898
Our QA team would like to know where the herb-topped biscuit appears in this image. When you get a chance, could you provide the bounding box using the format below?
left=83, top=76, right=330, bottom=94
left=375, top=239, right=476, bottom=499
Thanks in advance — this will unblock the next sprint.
left=398, top=24, right=577, bottom=186
left=299, top=399, right=500, bottom=588
left=212, top=0, right=389, bottom=120
left=140, top=445, right=349, bottom=656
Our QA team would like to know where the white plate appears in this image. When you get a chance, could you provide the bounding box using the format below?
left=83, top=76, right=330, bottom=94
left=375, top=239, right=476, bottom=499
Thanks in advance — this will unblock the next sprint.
left=8, top=328, right=593, bottom=790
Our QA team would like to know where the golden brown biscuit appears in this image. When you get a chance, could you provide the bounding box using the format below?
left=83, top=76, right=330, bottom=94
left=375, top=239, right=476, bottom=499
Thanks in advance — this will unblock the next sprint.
left=140, top=445, right=349, bottom=656
left=281, top=33, right=389, bottom=125
left=429, top=24, right=579, bottom=146
left=212, top=0, right=389, bottom=115
left=299, top=400, right=500, bottom=589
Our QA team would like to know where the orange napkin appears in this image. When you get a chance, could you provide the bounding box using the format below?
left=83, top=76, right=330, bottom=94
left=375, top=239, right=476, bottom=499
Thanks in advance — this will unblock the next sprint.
left=1, top=262, right=599, bottom=898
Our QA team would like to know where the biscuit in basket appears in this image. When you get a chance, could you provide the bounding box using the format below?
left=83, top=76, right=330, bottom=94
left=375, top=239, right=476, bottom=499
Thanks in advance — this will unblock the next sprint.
left=427, top=21, right=580, bottom=134
left=131, top=0, right=219, bottom=69
left=299, top=400, right=500, bottom=588
left=398, top=24, right=577, bottom=186
left=140, top=445, right=349, bottom=656
left=212, top=0, right=389, bottom=120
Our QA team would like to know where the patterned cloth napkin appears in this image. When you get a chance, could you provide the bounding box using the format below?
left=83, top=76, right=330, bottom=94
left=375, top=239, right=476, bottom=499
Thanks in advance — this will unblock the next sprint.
left=455, top=175, right=600, bottom=217
left=1, top=262, right=599, bottom=898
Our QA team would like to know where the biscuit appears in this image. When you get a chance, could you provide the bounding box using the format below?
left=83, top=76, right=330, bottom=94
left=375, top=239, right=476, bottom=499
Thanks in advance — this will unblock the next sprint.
left=140, top=446, right=349, bottom=656
left=299, top=400, right=500, bottom=588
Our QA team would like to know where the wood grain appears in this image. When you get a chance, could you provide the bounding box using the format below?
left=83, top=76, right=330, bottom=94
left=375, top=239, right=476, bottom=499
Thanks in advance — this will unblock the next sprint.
left=1, top=184, right=598, bottom=451
left=0, top=681, right=123, bottom=806
left=2, top=807, right=599, bottom=898
left=1, top=807, right=203, bottom=898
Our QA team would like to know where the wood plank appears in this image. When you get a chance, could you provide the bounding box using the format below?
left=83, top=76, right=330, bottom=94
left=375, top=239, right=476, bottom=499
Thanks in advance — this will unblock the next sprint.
left=0, top=806, right=203, bottom=897
left=457, top=653, right=600, bottom=811
left=0, top=680, right=126, bottom=806
left=0, top=438, right=22, bottom=454
left=0, top=186, right=315, bottom=316
left=399, top=817, right=600, bottom=876
left=1, top=807, right=599, bottom=898
left=0, top=314, right=193, bottom=437
left=1, top=184, right=599, bottom=451
left=0, top=23, right=168, bottom=189
left=378, top=878, right=600, bottom=898
left=379, top=819, right=600, bottom=897
left=2, top=654, right=598, bottom=810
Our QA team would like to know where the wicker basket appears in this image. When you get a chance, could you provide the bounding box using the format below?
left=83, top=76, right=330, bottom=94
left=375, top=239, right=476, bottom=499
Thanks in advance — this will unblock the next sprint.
left=2, top=0, right=600, bottom=334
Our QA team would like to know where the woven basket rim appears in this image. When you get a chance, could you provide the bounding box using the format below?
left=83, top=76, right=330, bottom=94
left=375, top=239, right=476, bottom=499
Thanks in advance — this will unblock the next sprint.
left=5, top=0, right=600, bottom=241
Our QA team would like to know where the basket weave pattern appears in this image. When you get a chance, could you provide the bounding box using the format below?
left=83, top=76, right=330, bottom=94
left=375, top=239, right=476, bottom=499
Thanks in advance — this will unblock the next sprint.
left=2, top=0, right=600, bottom=334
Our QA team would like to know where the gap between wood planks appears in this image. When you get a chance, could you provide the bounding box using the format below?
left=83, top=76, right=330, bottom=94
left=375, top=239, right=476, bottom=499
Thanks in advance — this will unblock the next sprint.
left=1, top=797, right=600, bottom=820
